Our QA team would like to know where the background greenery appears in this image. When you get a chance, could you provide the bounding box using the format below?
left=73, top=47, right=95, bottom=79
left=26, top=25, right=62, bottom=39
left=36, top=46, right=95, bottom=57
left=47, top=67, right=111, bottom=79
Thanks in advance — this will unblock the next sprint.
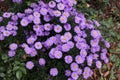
left=0, top=0, right=120, bottom=80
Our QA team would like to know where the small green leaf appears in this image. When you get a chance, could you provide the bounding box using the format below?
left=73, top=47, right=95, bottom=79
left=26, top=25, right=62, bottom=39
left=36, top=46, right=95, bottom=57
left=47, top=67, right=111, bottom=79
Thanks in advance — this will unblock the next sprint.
left=0, top=73, right=5, bottom=77
left=16, top=71, right=22, bottom=80
left=13, top=66, right=20, bottom=71
left=118, top=44, right=120, bottom=48
left=116, top=49, right=120, bottom=52
left=1, top=54, right=8, bottom=60
left=19, top=67, right=27, bottom=75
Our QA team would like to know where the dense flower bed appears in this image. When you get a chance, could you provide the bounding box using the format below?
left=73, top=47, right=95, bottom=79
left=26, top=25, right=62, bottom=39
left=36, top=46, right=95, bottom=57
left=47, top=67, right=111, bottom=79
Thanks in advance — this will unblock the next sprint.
left=0, top=0, right=110, bottom=80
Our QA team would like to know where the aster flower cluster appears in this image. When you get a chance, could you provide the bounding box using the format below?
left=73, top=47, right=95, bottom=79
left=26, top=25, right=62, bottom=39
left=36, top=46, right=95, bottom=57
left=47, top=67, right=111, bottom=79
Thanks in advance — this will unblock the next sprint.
left=0, top=0, right=110, bottom=80
left=12, top=0, right=22, bottom=4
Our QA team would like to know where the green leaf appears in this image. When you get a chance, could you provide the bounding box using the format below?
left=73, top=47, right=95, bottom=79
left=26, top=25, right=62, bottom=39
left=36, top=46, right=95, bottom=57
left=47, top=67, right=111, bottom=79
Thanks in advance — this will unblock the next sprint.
left=14, top=61, right=20, bottom=65
left=0, top=73, right=5, bottom=77
left=1, top=54, right=8, bottom=60
left=13, top=66, right=20, bottom=71
left=19, top=67, right=27, bottom=75
left=118, top=44, right=120, bottom=48
left=116, top=49, right=120, bottom=52
left=16, top=71, right=22, bottom=80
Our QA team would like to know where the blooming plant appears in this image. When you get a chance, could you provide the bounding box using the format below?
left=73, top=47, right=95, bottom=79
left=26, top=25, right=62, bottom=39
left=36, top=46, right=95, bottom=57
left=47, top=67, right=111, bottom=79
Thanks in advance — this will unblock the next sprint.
left=0, top=0, right=110, bottom=80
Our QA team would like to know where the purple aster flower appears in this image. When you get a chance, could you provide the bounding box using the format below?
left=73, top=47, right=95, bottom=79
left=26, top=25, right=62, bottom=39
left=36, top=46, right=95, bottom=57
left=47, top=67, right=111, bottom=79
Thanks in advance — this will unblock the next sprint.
left=44, top=39, right=54, bottom=47
left=62, top=12, right=70, bottom=18
left=96, top=61, right=102, bottom=69
left=3, top=12, right=11, bottom=18
left=70, top=62, right=79, bottom=71
left=57, top=3, right=65, bottom=10
left=40, top=8, right=48, bottom=15
left=68, top=0, right=77, bottom=6
left=44, top=31, right=50, bottom=36
left=75, top=16, right=81, bottom=24
left=89, top=69, right=93, bottom=77
left=24, top=8, right=33, bottom=14
left=65, top=70, right=71, bottom=77
left=30, top=48, right=37, bottom=57
left=74, top=26, right=81, bottom=34
left=104, top=58, right=109, bottom=63
left=33, top=11, right=40, bottom=17
left=3, top=30, right=11, bottom=37
left=17, top=13, right=25, bottom=18
left=76, top=42, right=88, bottom=50
left=91, top=30, right=101, bottom=38
left=76, top=68, right=82, bottom=75
left=102, top=48, right=107, bottom=53
left=83, top=67, right=91, bottom=79
left=24, top=47, right=32, bottom=54
left=43, top=15, right=51, bottom=22
left=8, top=50, right=16, bottom=57
left=34, top=42, right=42, bottom=50
left=60, top=16, right=67, bottom=23
left=36, top=30, right=44, bottom=36
left=93, top=54, right=99, bottom=60
left=74, top=36, right=84, bottom=42
left=0, top=34, right=5, bottom=40
left=21, top=43, right=28, bottom=48
left=67, top=77, right=74, bottom=80
left=20, top=18, right=29, bottom=27
left=62, top=44, right=70, bottom=52
left=44, top=23, right=52, bottom=31
left=30, top=3, right=38, bottom=8
left=87, top=24, right=94, bottom=29
left=33, top=25, right=40, bottom=31
left=9, top=43, right=18, bottom=50
left=90, top=39, right=99, bottom=47
left=49, top=48, right=56, bottom=59
left=60, top=36, right=69, bottom=43
left=54, top=25, right=62, bottom=33
left=49, top=36, right=57, bottom=43
left=64, top=32, right=72, bottom=40
left=100, top=53, right=107, bottom=60
left=39, top=58, right=46, bottom=66
left=87, top=55, right=93, bottom=66
left=0, top=17, right=3, bottom=22
left=33, top=17, right=41, bottom=24
left=50, top=68, right=58, bottom=76
left=93, top=20, right=100, bottom=27
left=80, top=49, right=87, bottom=57
left=71, top=72, right=79, bottom=80
left=11, top=31, right=17, bottom=36
left=64, top=24, right=71, bottom=31
left=83, top=71, right=89, bottom=79
left=26, top=61, right=34, bottom=70
left=54, top=50, right=63, bottom=59
left=6, top=24, right=13, bottom=31
left=49, top=1, right=56, bottom=8
left=13, top=26, right=18, bottom=30
left=53, top=10, right=61, bottom=17
left=28, top=15, right=34, bottom=21
left=11, top=15, right=18, bottom=21
left=55, top=0, right=61, bottom=2
left=64, top=55, right=73, bottom=64
left=67, top=41, right=74, bottom=49
left=105, top=41, right=110, bottom=48
left=75, top=55, right=85, bottom=64
left=12, top=0, right=22, bottom=4
left=27, top=36, right=36, bottom=44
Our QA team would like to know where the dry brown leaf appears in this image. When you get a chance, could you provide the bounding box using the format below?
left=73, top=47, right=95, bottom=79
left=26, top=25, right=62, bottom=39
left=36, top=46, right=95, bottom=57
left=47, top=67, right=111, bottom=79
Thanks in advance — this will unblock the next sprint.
left=118, top=74, right=120, bottom=80
left=104, top=71, right=110, bottom=77
left=22, top=55, right=27, bottom=60
left=107, top=63, right=113, bottom=70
